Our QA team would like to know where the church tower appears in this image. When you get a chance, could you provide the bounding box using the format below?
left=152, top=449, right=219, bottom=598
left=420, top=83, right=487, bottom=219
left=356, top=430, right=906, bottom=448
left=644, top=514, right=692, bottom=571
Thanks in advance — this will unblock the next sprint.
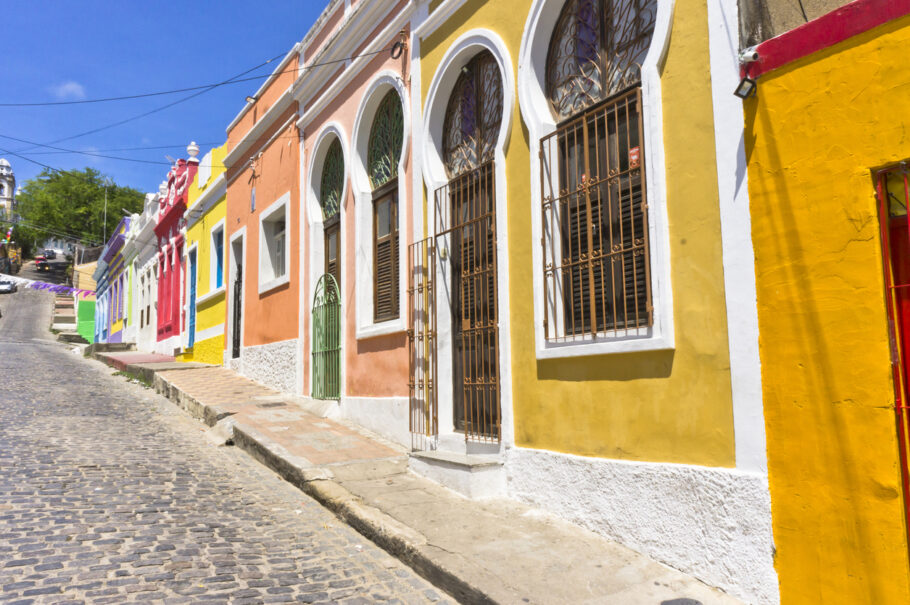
left=0, top=159, right=15, bottom=221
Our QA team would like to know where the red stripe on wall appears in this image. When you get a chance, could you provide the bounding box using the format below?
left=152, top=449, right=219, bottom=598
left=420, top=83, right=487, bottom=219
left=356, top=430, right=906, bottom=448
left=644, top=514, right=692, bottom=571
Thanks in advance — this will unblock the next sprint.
left=747, top=0, right=910, bottom=78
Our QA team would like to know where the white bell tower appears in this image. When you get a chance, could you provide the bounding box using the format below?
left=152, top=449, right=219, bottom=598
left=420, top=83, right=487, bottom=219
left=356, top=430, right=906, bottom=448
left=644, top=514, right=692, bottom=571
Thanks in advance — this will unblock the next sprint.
left=0, top=159, right=15, bottom=220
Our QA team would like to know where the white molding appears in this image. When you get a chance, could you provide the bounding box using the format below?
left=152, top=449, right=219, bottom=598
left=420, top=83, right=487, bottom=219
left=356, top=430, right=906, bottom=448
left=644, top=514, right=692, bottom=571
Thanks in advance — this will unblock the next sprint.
left=227, top=226, right=247, bottom=364
left=294, top=4, right=416, bottom=132
left=183, top=242, right=199, bottom=350
left=185, top=174, right=226, bottom=228
left=208, top=217, right=226, bottom=295
left=305, top=123, right=350, bottom=397
left=707, top=0, right=768, bottom=474
left=517, top=0, right=676, bottom=359
left=418, top=28, right=516, bottom=447
left=225, top=89, right=294, bottom=169
left=226, top=42, right=302, bottom=133
left=196, top=284, right=225, bottom=306
left=257, top=192, right=292, bottom=295
left=351, top=71, right=410, bottom=340
left=193, top=322, right=226, bottom=344
left=413, top=0, right=468, bottom=41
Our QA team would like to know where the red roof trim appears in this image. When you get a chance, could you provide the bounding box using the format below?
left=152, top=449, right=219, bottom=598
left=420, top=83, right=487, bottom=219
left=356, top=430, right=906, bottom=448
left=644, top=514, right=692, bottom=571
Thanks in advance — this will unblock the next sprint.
left=746, top=0, right=910, bottom=78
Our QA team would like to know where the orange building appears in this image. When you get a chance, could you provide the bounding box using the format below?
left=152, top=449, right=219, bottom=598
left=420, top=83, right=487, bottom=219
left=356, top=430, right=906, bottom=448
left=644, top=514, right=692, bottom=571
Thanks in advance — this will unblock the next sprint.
left=224, top=47, right=301, bottom=393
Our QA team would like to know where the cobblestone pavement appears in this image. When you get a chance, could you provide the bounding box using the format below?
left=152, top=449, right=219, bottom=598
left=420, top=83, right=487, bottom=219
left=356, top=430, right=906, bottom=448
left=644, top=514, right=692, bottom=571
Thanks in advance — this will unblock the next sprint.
left=0, top=290, right=452, bottom=604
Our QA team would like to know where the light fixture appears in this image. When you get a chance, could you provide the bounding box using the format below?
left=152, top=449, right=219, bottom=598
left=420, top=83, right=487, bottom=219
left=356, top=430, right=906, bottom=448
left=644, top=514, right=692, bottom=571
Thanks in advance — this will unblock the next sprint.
left=245, top=95, right=256, bottom=103
left=734, top=76, right=757, bottom=99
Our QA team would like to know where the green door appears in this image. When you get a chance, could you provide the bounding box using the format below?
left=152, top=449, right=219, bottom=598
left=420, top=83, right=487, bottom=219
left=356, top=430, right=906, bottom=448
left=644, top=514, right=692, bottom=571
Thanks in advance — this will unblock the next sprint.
left=312, top=273, right=341, bottom=399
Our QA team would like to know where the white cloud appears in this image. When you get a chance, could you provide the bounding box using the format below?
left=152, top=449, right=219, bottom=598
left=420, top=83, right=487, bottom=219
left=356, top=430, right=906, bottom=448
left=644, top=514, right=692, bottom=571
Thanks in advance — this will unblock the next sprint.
left=50, top=81, right=86, bottom=100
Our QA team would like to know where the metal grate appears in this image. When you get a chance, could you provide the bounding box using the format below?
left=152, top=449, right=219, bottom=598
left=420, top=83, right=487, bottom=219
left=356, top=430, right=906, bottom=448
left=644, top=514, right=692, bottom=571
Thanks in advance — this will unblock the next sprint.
left=408, top=237, right=437, bottom=450
left=546, top=0, right=657, bottom=121
left=540, top=87, right=651, bottom=342
left=312, top=273, right=341, bottom=400
left=435, top=161, right=500, bottom=442
left=875, top=165, right=910, bottom=558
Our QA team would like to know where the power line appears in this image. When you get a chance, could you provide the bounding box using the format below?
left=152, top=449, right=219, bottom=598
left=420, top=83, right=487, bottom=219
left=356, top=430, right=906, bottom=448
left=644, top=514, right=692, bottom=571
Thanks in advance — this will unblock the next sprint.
left=0, top=134, right=174, bottom=166
left=1, top=45, right=391, bottom=110
left=26, top=142, right=224, bottom=155
left=4, top=44, right=393, bottom=166
left=0, top=218, right=101, bottom=246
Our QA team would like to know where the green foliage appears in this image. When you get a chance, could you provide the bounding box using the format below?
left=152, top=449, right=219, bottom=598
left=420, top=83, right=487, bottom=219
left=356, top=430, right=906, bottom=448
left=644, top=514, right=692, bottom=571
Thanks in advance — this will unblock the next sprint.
left=12, top=167, right=144, bottom=256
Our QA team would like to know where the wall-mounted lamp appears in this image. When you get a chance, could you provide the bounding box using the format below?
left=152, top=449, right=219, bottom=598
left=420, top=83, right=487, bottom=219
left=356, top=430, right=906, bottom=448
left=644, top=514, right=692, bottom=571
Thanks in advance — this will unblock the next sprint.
left=245, top=95, right=256, bottom=104
left=734, top=76, right=757, bottom=99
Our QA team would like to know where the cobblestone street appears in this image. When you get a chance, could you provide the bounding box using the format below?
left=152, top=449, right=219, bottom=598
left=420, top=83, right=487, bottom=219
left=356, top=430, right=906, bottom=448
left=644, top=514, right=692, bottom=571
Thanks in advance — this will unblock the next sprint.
left=0, top=290, right=450, bottom=604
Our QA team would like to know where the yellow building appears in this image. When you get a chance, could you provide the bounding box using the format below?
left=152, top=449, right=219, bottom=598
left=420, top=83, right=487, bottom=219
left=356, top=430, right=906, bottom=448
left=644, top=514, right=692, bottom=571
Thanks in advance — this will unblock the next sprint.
left=178, top=144, right=228, bottom=365
left=407, top=0, right=775, bottom=602
left=742, top=2, right=910, bottom=603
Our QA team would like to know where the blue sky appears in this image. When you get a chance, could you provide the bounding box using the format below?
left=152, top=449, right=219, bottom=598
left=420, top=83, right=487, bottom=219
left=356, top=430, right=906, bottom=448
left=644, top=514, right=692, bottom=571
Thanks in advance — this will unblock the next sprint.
left=1, top=1, right=327, bottom=193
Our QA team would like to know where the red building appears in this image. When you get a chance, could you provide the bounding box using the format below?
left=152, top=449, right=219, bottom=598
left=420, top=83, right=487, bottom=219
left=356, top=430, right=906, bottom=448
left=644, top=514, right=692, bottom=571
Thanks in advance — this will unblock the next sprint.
left=154, top=143, right=199, bottom=353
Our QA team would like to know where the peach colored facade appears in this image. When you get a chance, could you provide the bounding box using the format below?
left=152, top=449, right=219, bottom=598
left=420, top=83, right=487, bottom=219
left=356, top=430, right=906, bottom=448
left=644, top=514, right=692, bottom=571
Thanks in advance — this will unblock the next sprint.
left=293, top=0, right=416, bottom=443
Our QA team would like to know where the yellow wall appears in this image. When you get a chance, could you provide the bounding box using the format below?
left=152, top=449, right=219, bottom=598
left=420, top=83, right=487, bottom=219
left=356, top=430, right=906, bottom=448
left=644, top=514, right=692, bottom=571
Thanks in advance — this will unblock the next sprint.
left=744, top=16, right=910, bottom=604
left=420, top=0, right=735, bottom=465
left=177, top=144, right=227, bottom=365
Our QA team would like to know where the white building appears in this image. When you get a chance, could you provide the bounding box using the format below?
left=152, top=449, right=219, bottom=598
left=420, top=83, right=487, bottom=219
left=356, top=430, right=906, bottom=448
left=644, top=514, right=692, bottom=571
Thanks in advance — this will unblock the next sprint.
left=0, top=159, right=15, bottom=221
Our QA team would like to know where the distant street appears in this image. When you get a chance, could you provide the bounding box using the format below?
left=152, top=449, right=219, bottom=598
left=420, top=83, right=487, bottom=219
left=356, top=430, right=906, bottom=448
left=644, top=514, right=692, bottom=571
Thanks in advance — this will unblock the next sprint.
left=0, top=290, right=449, bottom=604
left=16, top=257, right=69, bottom=285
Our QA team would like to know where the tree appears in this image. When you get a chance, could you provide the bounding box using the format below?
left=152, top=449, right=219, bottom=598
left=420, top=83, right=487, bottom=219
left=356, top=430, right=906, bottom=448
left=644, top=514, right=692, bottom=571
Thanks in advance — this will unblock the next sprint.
left=11, top=167, right=144, bottom=257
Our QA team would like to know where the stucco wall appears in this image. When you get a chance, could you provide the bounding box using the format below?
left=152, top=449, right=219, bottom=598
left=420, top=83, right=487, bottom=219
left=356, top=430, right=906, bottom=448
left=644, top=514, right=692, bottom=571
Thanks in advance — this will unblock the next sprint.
left=301, top=38, right=413, bottom=399
left=226, top=104, right=300, bottom=350
left=420, top=0, right=736, bottom=465
left=744, top=14, right=910, bottom=604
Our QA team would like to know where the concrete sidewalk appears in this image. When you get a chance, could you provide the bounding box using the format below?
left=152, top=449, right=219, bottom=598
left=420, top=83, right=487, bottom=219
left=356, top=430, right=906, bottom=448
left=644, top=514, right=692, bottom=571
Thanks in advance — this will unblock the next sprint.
left=92, top=352, right=742, bottom=605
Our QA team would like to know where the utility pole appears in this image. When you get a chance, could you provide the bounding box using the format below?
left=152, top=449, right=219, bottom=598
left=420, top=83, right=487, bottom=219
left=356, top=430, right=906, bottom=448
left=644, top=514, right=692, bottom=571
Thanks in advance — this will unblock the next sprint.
left=102, top=187, right=108, bottom=244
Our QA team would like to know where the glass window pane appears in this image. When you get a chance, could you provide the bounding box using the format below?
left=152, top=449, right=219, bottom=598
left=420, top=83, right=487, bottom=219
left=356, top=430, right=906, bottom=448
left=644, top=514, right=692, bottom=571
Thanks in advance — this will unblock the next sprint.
left=376, top=199, right=391, bottom=238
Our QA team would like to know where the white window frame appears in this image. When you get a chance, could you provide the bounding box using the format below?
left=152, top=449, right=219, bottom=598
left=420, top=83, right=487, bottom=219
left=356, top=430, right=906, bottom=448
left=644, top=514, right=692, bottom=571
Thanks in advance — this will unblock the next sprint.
left=258, top=192, right=291, bottom=295
left=199, top=218, right=226, bottom=303
left=518, top=0, right=676, bottom=359
left=351, top=72, right=410, bottom=340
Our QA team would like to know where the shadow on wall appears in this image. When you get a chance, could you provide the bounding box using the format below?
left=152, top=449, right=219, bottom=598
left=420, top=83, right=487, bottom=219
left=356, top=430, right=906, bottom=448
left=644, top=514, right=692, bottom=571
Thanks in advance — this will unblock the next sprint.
left=536, top=349, right=675, bottom=382
left=355, top=331, right=406, bottom=355
left=744, top=88, right=884, bottom=602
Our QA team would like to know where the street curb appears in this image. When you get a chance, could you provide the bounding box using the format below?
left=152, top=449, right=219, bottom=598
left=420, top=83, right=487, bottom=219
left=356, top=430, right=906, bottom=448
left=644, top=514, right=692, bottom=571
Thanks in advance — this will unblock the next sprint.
left=146, top=370, right=495, bottom=605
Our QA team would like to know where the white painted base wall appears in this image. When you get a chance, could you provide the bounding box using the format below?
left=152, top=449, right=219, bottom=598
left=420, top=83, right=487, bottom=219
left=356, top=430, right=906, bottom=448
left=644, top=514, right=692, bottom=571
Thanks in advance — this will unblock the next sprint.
left=505, top=447, right=778, bottom=605
left=340, top=396, right=409, bottom=447
left=236, top=339, right=299, bottom=395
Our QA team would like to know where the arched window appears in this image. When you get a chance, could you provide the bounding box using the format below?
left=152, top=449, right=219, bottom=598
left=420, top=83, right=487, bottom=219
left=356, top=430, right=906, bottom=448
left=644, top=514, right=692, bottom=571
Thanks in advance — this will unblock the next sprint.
left=367, top=91, right=404, bottom=322
left=443, top=50, right=503, bottom=178
left=368, top=91, right=403, bottom=190
left=538, top=0, right=656, bottom=342
left=546, top=0, right=657, bottom=121
left=320, top=140, right=344, bottom=221
left=320, top=139, right=344, bottom=286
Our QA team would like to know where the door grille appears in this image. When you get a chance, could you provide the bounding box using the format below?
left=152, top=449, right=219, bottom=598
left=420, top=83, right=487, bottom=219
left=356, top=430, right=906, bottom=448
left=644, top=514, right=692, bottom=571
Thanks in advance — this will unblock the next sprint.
left=312, top=273, right=341, bottom=400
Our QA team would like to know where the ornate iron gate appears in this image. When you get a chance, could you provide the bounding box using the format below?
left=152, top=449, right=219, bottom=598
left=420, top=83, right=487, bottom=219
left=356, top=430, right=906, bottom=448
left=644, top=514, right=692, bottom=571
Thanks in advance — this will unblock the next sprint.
left=408, top=238, right=437, bottom=449
left=312, top=273, right=341, bottom=400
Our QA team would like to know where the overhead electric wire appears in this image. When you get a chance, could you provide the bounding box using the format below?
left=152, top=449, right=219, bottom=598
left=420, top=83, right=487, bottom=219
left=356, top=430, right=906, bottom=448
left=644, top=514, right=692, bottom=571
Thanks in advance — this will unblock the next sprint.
left=1, top=45, right=391, bottom=109
left=27, top=142, right=223, bottom=154
left=0, top=218, right=102, bottom=246
left=8, top=44, right=391, bottom=162
left=0, top=134, right=175, bottom=166
left=19, top=52, right=288, bottom=151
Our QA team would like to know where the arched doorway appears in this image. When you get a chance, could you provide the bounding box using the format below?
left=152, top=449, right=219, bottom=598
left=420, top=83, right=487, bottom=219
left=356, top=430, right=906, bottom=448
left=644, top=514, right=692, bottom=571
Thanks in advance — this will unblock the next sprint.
left=312, top=139, right=344, bottom=400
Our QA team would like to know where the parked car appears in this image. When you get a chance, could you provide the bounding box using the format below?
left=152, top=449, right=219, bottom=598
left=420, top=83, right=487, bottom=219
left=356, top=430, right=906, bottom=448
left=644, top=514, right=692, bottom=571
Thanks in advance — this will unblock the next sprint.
left=35, top=255, right=50, bottom=272
left=44, top=249, right=57, bottom=259
left=0, top=280, right=17, bottom=294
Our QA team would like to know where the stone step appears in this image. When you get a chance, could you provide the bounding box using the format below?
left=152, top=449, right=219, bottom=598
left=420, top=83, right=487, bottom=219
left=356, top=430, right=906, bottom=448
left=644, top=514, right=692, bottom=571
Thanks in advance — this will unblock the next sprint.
left=57, top=331, right=88, bottom=344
